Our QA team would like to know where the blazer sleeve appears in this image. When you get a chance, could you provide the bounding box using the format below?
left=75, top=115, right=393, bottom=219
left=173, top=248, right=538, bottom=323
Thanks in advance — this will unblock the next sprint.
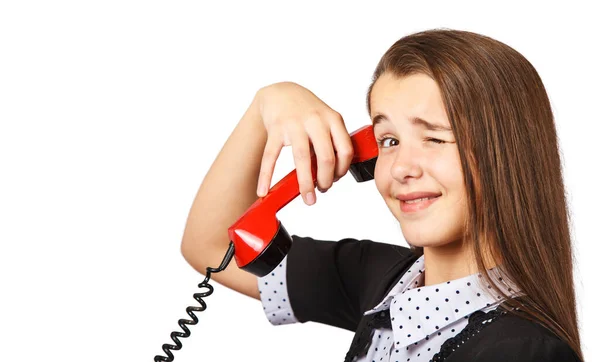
left=471, top=335, right=581, bottom=362
left=284, top=234, right=415, bottom=332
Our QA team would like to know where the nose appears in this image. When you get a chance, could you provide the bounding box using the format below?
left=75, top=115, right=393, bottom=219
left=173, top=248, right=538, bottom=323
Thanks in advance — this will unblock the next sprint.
left=390, top=144, right=424, bottom=182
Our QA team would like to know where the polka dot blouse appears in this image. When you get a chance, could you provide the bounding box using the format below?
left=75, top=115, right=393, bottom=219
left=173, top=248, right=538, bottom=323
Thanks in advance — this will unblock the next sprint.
left=258, top=253, right=523, bottom=362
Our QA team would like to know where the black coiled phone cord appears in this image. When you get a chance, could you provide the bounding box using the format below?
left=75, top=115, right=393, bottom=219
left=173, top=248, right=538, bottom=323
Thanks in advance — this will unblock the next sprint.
left=154, top=241, right=236, bottom=362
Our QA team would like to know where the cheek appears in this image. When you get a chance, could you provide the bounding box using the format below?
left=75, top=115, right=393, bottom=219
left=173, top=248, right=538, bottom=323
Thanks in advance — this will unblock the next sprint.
left=373, top=162, right=383, bottom=193
left=433, top=150, right=464, bottom=188
left=374, top=157, right=392, bottom=193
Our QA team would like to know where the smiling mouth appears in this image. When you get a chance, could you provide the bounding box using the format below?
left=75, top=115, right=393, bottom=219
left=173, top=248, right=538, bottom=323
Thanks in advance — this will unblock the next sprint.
left=399, top=195, right=441, bottom=213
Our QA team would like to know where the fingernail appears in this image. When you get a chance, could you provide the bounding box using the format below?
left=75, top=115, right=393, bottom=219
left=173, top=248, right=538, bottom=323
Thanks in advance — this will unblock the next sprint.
left=258, top=184, right=267, bottom=197
left=306, top=192, right=315, bottom=205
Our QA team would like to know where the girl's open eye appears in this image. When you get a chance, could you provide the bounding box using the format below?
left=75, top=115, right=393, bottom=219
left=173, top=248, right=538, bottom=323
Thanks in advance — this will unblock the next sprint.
left=376, top=137, right=397, bottom=148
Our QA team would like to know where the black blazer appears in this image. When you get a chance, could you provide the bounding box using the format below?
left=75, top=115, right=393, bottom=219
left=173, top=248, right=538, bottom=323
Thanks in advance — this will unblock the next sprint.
left=285, top=235, right=581, bottom=362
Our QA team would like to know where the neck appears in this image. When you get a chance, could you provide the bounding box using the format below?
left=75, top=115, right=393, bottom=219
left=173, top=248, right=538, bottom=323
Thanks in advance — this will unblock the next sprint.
left=422, top=239, right=479, bottom=286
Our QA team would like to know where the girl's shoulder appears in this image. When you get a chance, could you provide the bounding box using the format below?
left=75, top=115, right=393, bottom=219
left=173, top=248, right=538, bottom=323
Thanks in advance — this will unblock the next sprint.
left=442, top=308, right=580, bottom=362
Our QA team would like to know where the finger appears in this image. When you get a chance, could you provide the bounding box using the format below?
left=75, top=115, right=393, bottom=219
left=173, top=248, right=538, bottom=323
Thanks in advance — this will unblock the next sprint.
left=305, top=118, right=335, bottom=192
left=257, top=132, right=283, bottom=197
left=328, top=113, right=355, bottom=182
left=288, top=123, right=316, bottom=205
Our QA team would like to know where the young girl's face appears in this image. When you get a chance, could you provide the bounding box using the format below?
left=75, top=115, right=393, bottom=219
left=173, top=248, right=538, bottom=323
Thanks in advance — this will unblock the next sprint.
left=371, top=72, right=468, bottom=249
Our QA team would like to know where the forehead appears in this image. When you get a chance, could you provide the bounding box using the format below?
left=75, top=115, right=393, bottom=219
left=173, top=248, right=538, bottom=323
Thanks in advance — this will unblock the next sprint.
left=370, top=72, right=449, bottom=126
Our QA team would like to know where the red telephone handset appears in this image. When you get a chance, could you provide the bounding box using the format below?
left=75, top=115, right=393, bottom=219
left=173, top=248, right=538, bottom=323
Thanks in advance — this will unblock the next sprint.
left=153, top=125, right=378, bottom=362
left=228, top=124, right=378, bottom=277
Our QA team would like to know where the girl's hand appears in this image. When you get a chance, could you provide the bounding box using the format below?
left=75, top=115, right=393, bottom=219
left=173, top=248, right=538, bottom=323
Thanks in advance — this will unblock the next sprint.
left=255, top=82, right=354, bottom=205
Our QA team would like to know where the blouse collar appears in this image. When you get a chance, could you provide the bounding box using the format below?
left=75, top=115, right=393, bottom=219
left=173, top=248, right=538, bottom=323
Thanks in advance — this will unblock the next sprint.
left=363, top=255, right=523, bottom=349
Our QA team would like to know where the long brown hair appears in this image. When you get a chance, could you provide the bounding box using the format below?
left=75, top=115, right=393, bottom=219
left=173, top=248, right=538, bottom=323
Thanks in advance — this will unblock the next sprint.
left=366, top=28, right=582, bottom=360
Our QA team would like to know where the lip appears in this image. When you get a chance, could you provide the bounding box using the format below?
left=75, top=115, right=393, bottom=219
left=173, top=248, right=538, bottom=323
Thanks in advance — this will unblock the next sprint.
left=396, top=191, right=442, bottom=201
left=399, top=195, right=441, bottom=213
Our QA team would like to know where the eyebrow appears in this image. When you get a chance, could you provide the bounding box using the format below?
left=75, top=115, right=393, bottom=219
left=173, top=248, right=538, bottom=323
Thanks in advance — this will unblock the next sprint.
left=372, top=113, right=452, bottom=132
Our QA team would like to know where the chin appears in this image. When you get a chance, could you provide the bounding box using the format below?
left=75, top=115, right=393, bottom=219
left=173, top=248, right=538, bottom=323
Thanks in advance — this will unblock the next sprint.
left=407, top=237, right=464, bottom=250
left=406, top=239, right=437, bottom=249
left=402, top=230, right=460, bottom=248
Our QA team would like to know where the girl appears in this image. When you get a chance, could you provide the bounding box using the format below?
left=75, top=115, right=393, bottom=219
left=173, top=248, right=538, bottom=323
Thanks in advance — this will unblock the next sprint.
left=180, top=29, right=582, bottom=361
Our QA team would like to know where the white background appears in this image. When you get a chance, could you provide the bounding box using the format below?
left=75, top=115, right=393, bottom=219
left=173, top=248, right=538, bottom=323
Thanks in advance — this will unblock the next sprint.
left=1, top=1, right=597, bottom=361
